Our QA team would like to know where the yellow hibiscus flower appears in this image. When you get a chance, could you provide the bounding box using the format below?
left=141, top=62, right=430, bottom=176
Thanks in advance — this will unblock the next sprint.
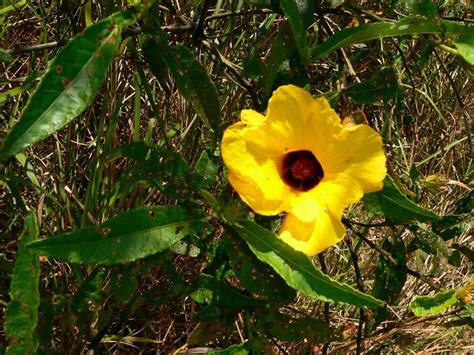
left=221, top=85, right=386, bottom=256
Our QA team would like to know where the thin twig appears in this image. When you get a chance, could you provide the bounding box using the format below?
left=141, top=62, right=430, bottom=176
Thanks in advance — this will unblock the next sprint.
left=346, top=238, right=365, bottom=355
left=432, top=48, right=472, bottom=156
left=343, top=220, right=441, bottom=291
left=318, top=253, right=331, bottom=355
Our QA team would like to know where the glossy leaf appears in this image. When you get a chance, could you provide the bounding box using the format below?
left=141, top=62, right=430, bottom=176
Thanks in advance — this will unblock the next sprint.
left=0, top=11, right=135, bottom=160
left=190, top=274, right=265, bottom=308
left=231, top=220, right=384, bottom=308
left=364, top=176, right=440, bottom=222
left=27, top=205, right=207, bottom=265
left=409, top=290, right=457, bottom=317
left=4, top=213, right=40, bottom=355
left=151, top=38, right=221, bottom=131
left=345, top=67, right=398, bottom=104
left=313, top=17, right=474, bottom=60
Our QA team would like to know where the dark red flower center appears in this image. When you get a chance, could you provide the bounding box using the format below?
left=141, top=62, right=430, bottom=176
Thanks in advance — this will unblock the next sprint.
left=282, top=150, right=324, bottom=191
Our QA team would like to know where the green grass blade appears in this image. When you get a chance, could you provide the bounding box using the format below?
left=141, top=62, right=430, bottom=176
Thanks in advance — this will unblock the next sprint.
left=4, top=213, right=40, bottom=355
left=27, top=205, right=208, bottom=265
left=0, top=11, right=136, bottom=160
left=231, top=220, right=384, bottom=308
left=313, top=17, right=474, bottom=60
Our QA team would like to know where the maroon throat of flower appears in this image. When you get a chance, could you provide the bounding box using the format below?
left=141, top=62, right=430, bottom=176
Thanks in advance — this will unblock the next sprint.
left=282, top=150, right=324, bottom=191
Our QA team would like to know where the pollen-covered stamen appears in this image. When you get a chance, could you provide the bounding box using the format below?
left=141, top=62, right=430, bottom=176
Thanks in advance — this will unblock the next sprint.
left=282, top=150, right=324, bottom=191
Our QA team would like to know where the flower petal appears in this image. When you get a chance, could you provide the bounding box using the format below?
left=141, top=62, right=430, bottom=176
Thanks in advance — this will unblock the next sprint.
left=228, top=173, right=284, bottom=215
left=221, top=121, right=289, bottom=215
left=315, top=123, right=387, bottom=193
left=278, top=209, right=346, bottom=256
left=285, top=172, right=364, bottom=223
left=241, top=109, right=265, bottom=127
left=245, top=85, right=317, bottom=157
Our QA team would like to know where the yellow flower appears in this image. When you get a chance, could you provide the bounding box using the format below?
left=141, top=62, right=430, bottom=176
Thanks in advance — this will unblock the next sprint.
left=222, top=85, right=386, bottom=256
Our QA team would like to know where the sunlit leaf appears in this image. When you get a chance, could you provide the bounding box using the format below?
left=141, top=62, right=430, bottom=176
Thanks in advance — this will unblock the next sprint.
left=27, top=205, right=207, bottom=264
left=209, top=342, right=250, bottom=354
left=231, top=220, right=384, bottom=308
left=4, top=213, right=40, bottom=355
left=0, top=11, right=135, bottom=160
left=409, top=290, right=457, bottom=317
left=313, top=17, right=473, bottom=59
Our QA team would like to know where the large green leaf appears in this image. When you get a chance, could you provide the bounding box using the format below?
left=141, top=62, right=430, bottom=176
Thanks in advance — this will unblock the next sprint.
left=4, top=213, right=40, bottom=355
left=147, top=37, right=221, bottom=132
left=364, top=176, right=440, bottom=222
left=313, top=17, right=473, bottom=60
left=27, top=205, right=207, bottom=264
left=0, top=11, right=135, bottom=160
left=231, top=220, right=384, bottom=308
left=409, top=289, right=457, bottom=317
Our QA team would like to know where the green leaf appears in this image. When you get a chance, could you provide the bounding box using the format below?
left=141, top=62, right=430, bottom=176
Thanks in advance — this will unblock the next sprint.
left=280, top=0, right=307, bottom=60
left=313, top=17, right=473, bottom=60
left=4, top=213, right=40, bottom=355
left=409, top=290, right=457, bottom=317
left=190, top=274, right=265, bottom=308
left=372, top=239, right=407, bottom=325
left=403, top=0, right=438, bottom=18
left=194, top=150, right=218, bottom=189
left=0, top=11, right=136, bottom=160
left=222, top=236, right=296, bottom=304
left=344, top=67, right=398, bottom=104
left=0, top=47, right=14, bottom=63
left=209, top=342, right=249, bottom=355
left=373, top=239, right=407, bottom=304
left=231, top=220, right=384, bottom=308
left=27, top=205, right=207, bottom=265
left=111, top=268, right=137, bottom=303
left=152, top=37, right=221, bottom=131
left=364, top=176, right=440, bottom=222
left=453, top=34, right=474, bottom=65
